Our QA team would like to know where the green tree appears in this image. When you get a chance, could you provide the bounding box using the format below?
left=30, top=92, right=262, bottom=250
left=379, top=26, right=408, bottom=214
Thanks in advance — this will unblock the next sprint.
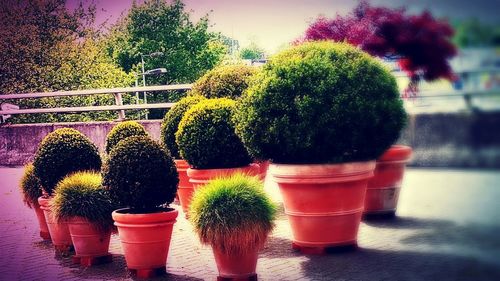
left=239, top=42, right=265, bottom=60
left=452, top=18, right=500, bottom=47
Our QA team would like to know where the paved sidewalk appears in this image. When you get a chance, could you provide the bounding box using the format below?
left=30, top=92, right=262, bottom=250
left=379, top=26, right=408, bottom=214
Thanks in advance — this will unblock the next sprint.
left=1, top=167, right=499, bottom=280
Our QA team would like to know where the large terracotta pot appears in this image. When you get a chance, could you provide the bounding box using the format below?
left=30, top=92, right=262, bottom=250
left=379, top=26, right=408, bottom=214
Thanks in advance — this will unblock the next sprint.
left=38, top=196, right=73, bottom=252
left=33, top=201, right=51, bottom=240
left=364, top=145, right=412, bottom=216
left=270, top=161, right=375, bottom=251
left=213, top=248, right=259, bottom=280
left=112, top=208, right=178, bottom=271
left=68, top=217, right=111, bottom=259
left=175, top=159, right=194, bottom=217
left=187, top=163, right=260, bottom=191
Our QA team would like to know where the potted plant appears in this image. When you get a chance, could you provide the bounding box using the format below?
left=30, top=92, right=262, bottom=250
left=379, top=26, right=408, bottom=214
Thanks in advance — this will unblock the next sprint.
left=52, top=171, right=116, bottom=266
left=364, top=145, right=412, bottom=217
left=233, top=42, right=407, bottom=253
left=161, top=95, right=206, bottom=216
left=189, top=173, right=276, bottom=280
left=33, top=128, right=102, bottom=253
left=105, top=121, right=148, bottom=154
left=103, top=135, right=179, bottom=278
left=19, top=163, right=50, bottom=240
left=176, top=98, right=259, bottom=190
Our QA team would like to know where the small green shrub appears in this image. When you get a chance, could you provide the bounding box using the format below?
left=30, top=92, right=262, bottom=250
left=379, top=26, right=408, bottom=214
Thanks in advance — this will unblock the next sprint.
left=33, top=128, right=102, bottom=195
left=189, top=173, right=276, bottom=255
left=102, top=136, right=178, bottom=210
left=160, top=95, right=206, bottom=159
left=234, top=41, right=407, bottom=164
left=105, top=121, right=148, bottom=154
left=190, top=64, right=257, bottom=99
left=176, top=98, right=252, bottom=169
left=52, top=171, right=115, bottom=231
left=19, top=163, right=43, bottom=208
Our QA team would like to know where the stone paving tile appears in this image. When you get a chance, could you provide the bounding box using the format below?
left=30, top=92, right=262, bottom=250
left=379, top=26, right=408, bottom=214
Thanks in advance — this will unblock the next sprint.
left=1, top=167, right=500, bottom=280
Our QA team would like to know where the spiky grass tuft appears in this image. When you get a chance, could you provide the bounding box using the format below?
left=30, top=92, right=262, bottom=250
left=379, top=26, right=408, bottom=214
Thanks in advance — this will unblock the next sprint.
left=19, top=163, right=43, bottom=208
left=189, top=173, right=276, bottom=255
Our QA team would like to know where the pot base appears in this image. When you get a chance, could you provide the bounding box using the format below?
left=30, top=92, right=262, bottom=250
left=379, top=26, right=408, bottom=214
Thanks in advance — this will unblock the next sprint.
left=72, top=254, right=112, bottom=267
left=40, top=231, right=51, bottom=240
left=292, top=242, right=357, bottom=255
left=54, top=244, right=74, bottom=256
left=363, top=210, right=396, bottom=220
left=129, top=266, right=166, bottom=279
left=217, top=274, right=258, bottom=281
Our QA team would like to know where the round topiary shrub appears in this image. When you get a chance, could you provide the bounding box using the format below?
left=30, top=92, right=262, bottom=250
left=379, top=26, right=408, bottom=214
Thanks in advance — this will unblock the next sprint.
left=160, top=95, right=206, bottom=159
left=176, top=98, right=252, bottom=169
left=105, top=121, right=148, bottom=154
left=189, top=173, right=276, bottom=255
left=102, top=135, right=178, bottom=210
left=19, top=163, right=43, bottom=208
left=33, top=128, right=102, bottom=196
left=52, top=171, right=115, bottom=231
left=233, top=41, right=407, bottom=164
left=190, top=64, right=257, bottom=99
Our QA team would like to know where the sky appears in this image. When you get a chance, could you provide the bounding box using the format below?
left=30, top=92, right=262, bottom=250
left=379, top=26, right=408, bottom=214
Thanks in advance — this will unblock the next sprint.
left=67, top=0, right=500, bottom=54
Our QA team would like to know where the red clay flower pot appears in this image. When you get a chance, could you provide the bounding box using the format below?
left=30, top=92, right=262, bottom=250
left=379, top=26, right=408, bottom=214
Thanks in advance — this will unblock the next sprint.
left=255, top=160, right=270, bottom=181
left=33, top=201, right=51, bottom=240
left=175, top=159, right=194, bottom=217
left=38, top=196, right=73, bottom=252
left=213, top=248, right=259, bottom=280
left=112, top=208, right=178, bottom=272
left=187, top=163, right=260, bottom=191
left=68, top=217, right=111, bottom=261
left=270, top=161, right=375, bottom=252
left=364, top=145, right=412, bottom=216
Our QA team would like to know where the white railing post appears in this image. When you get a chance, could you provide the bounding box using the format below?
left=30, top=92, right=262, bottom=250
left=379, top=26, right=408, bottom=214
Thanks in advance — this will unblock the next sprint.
left=113, top=92, right=126, bottom=121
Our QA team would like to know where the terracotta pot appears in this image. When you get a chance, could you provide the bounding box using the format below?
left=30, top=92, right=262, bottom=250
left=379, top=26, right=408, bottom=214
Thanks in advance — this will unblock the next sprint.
left=38, top=196, right=73, bottom=251
left=33, top=201, right=51, bottom=240
left=175, top=159, right=194, bottom=216
left=364, top=145, right=412, bottom=216
left=187, top=163, right=260, bottom=191
left=270, top=161, right=375, bottom=250
left=68, top=217, right=111, bottom=258
left=213, top=248, right=259, bottom=280
left=255, top=160, right=270, bottom=181
left=112, top=208, right=178, bottom=270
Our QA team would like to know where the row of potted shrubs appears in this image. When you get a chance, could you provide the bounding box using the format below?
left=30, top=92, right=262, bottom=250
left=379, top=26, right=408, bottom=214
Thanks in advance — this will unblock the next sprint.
left=20, top=41, right=412, bottom=279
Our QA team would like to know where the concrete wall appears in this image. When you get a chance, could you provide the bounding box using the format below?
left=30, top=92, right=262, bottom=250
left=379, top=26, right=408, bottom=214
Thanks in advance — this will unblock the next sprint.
left=1, top=112, right=500, bottom=168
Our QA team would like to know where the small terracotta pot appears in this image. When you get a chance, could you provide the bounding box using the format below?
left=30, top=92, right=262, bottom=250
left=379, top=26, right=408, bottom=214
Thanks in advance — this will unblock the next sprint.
left=213, top=248, right=259, bottom=280
left=255, top=160, right=270, bottom=181
left=175, top=159, right=194, bottom=216
left=68, top=217, right=111, bottom=258
left=187, top=163, right=260, bottom=191
left=364, top=145, right=412, bottom=216
left=33, top=201, right=51, bottom=240
left=112, top=208, right=178, bottom=270
left=38, top=196, right=73, bottom=251
left=270, top=161, right=375, bottom=250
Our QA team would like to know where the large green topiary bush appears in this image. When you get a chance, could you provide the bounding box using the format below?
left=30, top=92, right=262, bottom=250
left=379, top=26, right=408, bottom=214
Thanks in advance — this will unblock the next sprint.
left=160, top=95, right=206, bottom=159
left=52, top=171, right=116, bottom=231
left=233, top=41, right=407, bottom=164
left=189, top=173, right=276, bottom=255
left=176, top=98, right=252, bottom=169
left=102, top=136, right=178, bottom=210
left=105, top=121, right=148, bottom=154
left=190, top=64, right=257, bottom=99
left=19, top=163, right=43, bottom=208
left=33, top=128, right=102, bottom=195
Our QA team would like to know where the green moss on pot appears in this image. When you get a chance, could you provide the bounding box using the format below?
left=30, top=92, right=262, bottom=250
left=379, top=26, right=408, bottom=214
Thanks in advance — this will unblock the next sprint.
left=176, top=98, right=252, bottom=169
left=33, top=128, right=102, bottom=196
left=103, top=136, right=178, bottom=210
left=189, top=173, right=276, bottom=255
left=233, top=41, right=407, bottom=164
left=19, top=163, right=43, bottom=208
left=105, top=121, right=148, bottom=154
left=160, top=95, right=206, bottom=159
left=52, top=171, right=115, bottom=231
left=190, top=64, right=257, bottom=99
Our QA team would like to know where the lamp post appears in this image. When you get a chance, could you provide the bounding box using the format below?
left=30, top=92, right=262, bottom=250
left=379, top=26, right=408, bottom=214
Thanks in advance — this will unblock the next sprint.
left=135, top=67, right=167, bottom=119
left=139, top=52, right=165, bottom=119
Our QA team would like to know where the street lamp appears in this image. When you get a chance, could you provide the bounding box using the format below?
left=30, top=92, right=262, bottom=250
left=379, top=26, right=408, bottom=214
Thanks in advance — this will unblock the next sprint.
left=140, top=52, right=164, bottom=88
left=135, top=66, right=167, bottom=119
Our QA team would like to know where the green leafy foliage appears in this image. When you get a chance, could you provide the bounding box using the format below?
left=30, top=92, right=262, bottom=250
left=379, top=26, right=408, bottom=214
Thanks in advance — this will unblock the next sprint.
left=190, top=64, right=257, bottom=99
left=52, top=172, right=116, bottom=231
left=239, top=42, right=266, bottom=60
left=176, top=98, right=252, bottom=169
left=234, top=41, right=407, bottom=164
left=160, top=95, right=206, bottom=159
left=189, top=173, right=276, bottom=255
left=19, top=163, right=43, bottom=208
left=33, top=128, right=102, bottom=195
left=105, top=121, right=148, bottom=154
left=102, top=136, right=178, bottom=210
